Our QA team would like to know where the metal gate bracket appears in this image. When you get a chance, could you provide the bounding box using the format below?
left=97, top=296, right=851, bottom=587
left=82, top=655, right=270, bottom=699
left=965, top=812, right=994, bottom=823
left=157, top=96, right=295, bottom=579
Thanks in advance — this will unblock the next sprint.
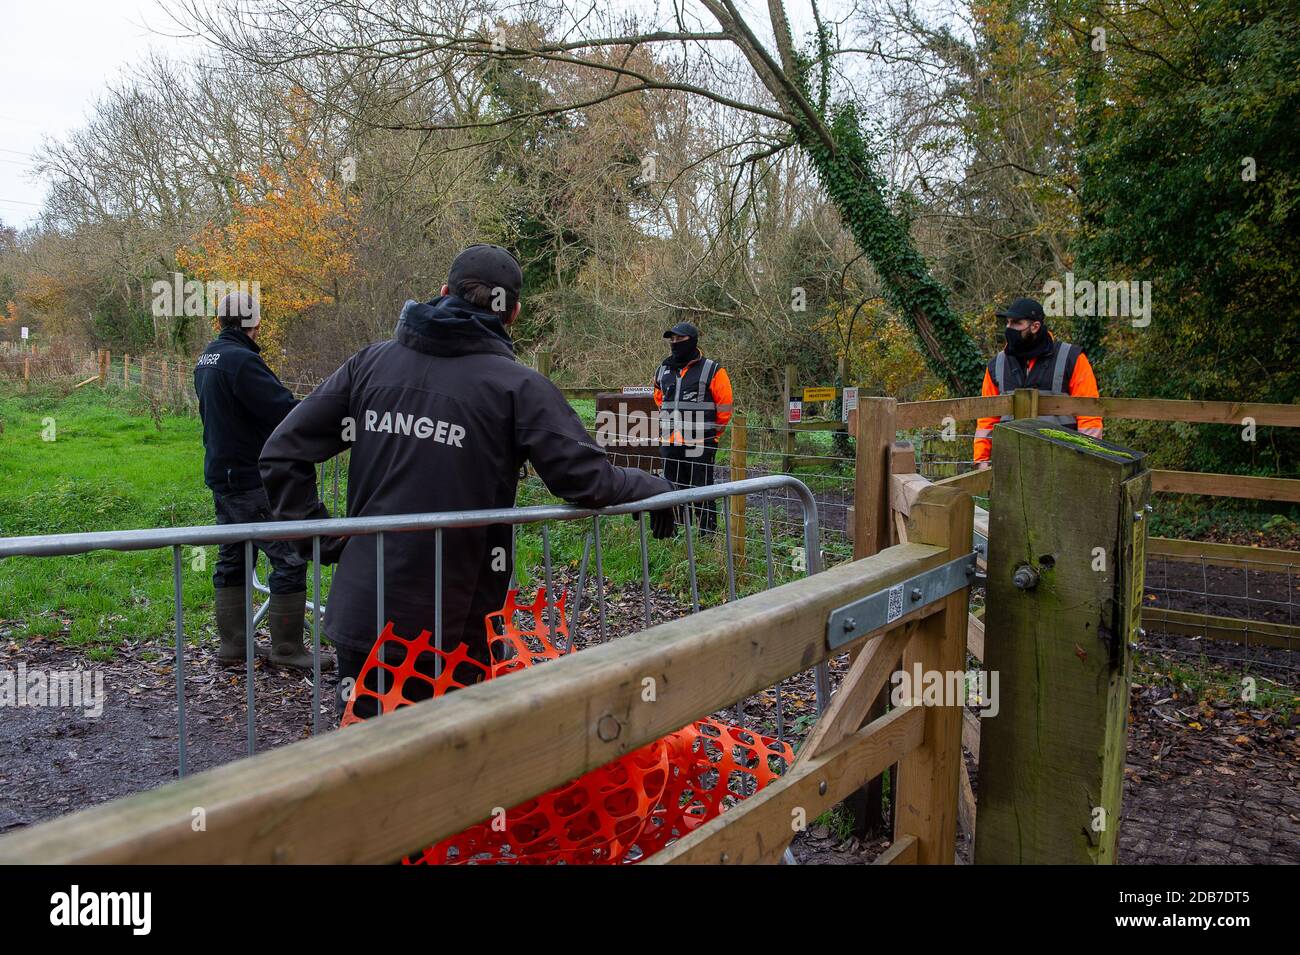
left=826, top=551, right=978, bottom=651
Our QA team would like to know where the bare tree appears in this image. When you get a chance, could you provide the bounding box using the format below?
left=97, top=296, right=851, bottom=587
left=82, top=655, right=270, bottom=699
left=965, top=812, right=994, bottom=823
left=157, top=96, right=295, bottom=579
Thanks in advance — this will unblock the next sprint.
left=173, top=0, right=987, bottom=392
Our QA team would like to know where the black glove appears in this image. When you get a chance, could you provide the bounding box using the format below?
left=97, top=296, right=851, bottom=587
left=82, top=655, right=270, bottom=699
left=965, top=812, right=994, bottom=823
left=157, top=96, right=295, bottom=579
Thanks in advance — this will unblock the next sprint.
left=631, top=507, right=677, bottom=540
left=293, top=534, right=347, bottom=565
left=649, top=506, right=676, bottom=540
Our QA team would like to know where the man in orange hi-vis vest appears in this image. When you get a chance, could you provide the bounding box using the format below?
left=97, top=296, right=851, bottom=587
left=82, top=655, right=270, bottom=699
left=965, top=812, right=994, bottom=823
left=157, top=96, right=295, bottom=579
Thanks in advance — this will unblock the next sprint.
left=974, top=297, right=1103, bottom=467
left=653, top=319, right=734, bottom=532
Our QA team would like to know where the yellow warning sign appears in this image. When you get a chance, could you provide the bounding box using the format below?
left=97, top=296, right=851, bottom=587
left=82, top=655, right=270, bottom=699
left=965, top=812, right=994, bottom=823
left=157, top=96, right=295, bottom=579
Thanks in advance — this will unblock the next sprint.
left=802, top=387, right=837, bottom=403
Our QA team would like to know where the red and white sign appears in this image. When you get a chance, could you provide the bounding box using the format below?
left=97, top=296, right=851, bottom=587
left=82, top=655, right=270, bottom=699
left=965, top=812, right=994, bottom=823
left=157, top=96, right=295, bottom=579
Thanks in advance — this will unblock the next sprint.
left=788, top=400, right=803, bottom=424
left=841, top=386, right=858, bottom=422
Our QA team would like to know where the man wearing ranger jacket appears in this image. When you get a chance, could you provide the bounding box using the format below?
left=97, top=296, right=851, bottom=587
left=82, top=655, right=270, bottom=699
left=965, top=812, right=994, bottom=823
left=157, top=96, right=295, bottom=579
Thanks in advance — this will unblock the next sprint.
left=973, top=296, right=1103, bottom=467
left=259, top=244, right=675, bottom=718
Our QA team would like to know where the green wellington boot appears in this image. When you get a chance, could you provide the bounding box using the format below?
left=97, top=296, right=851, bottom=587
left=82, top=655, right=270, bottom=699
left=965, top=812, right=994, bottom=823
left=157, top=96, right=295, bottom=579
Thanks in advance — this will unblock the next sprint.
left=268, top=591, right=335, bottom=672
left=214, top=586, right=267, bottom=665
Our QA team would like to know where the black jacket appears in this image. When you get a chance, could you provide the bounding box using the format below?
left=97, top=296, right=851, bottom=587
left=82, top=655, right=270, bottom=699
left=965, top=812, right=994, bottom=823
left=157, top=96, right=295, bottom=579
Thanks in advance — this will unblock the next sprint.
left=259, top=294, right=672, bottom=655
left=194, top=327, right=298, bottom=492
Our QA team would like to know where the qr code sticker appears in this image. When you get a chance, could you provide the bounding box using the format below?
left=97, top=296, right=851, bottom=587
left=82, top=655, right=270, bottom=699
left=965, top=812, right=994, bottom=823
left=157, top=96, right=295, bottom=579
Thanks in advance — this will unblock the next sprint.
left=886, top=584, right=904, bottom=623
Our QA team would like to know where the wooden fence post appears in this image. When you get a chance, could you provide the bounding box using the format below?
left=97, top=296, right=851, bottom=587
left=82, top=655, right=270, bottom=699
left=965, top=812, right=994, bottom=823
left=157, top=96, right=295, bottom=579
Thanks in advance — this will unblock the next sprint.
left=728, top=413, right=747, bottom=568
left=843, top=397, right=898, bottom=834
left=537, top=349, right=553, bottom=379
left=1012, top=387, right=1038, bottom=420
left=139, top=356, right=147, bottom=393
left=853, top=397, right=897, bottom=559
left=780, top=365, right=796, bottom=472
left=97, top=349, right=107, bottom=387
left=161, top=359, right=169, bottom=399
left=123, top=354, right=130, bottom=388
left=23, top=355, right=30, bottom=393
left=894, top=483, right=974, bottom=864
left=974, top=419, right=1149, bottom=864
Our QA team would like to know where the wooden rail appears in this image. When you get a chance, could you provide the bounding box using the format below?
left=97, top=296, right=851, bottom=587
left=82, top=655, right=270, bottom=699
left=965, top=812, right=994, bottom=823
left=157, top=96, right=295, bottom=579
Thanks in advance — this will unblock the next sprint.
left=0, top=486, right=972, bottom=865
left=895, top=395, right=1013, bottom=430
left=1147, top=537, right=1299, bottom=572
left=1140, top=608, right=1299, bottom=650
left=1037, top=395, right=1300, bottom=428
left=1151, top=470, right=1300, bottom=502
left=891, top=393, right=1299, bottom=431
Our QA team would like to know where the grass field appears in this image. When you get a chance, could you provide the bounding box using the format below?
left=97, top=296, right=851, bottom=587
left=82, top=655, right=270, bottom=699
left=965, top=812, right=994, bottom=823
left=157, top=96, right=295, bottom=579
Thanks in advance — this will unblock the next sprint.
left=0, top=383, right=809, bottom=653
left=0, top=384, right=217, bottom=654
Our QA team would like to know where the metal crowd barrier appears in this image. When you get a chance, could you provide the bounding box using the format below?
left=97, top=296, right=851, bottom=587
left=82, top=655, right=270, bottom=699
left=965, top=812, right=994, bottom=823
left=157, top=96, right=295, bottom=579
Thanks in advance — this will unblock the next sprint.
left=0, top=475, right=825, bottom=779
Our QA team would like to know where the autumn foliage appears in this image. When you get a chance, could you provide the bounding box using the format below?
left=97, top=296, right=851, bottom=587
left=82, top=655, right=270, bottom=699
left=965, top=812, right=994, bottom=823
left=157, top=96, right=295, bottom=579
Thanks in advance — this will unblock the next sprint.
left=177, top=106, right=358, bottom=361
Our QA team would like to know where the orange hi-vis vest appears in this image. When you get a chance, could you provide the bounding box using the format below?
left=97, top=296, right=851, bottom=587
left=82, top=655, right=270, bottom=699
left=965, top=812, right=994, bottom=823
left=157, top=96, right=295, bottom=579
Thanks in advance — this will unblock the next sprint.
left=653, top=355, right=733, bottom=447
left=973, top=336, right=1102, bottom=463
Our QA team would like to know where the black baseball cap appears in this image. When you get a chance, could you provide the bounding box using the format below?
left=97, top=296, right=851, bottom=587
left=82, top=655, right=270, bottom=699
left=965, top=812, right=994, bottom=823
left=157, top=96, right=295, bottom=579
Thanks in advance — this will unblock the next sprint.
left=664, top=321, right=700, bottom=339
left=996, top=297, right=1046, bottom=325
left=447, top=244, right=523, bottom=298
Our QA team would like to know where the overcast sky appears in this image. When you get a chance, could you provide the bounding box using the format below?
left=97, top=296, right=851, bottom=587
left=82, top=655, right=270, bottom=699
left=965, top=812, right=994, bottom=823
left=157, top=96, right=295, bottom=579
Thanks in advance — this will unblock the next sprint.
left=0, top=0, right=883, bottom=230
left=0, top=0, right=199, bottom=228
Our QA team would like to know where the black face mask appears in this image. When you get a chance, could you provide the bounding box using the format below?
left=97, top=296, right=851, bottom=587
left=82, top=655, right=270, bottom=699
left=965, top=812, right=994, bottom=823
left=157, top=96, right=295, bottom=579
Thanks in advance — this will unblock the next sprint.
left=670, top=339, right=699, bottom=365
left=1004, top=326, right=1038, bottom=356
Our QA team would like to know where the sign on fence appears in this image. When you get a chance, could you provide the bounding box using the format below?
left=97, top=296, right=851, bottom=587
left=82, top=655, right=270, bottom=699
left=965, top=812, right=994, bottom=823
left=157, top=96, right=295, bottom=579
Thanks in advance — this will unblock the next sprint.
left=621, top=385, right=653, bottom=396
left=802, top=386, right=836, bottom=403
left=842, top=386, right=859, bottom=422
left=20, top=327, right=28, bottom=340
left=788, top=400, right=803, bottom=423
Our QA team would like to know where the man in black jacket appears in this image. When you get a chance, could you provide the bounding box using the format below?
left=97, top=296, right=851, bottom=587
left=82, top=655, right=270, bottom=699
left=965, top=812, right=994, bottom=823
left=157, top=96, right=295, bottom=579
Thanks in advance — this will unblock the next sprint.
left=259, top=244, right=675, bottom=718
left=195, top=292, right=332, bottom=672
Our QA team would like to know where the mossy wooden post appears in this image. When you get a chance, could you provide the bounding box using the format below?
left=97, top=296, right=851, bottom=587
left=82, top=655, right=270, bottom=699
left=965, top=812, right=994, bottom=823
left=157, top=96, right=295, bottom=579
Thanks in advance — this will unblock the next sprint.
left=23, top=355, right=30, bottom=393
left=974, top=419, right=1149, bottom=864
left=728, top=413, right=747, bottom=568
left=537, top=349, right=553, bottom=379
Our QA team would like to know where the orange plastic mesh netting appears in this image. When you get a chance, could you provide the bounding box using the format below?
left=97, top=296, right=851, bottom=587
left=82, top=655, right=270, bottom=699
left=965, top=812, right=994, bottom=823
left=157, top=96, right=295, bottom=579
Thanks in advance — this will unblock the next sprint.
left=341, top=587, right=793, bottom=863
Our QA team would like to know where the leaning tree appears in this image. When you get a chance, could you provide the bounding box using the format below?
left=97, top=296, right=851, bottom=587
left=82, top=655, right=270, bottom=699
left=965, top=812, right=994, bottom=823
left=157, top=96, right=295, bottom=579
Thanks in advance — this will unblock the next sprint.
left=177, top=0, right=987, bottom=393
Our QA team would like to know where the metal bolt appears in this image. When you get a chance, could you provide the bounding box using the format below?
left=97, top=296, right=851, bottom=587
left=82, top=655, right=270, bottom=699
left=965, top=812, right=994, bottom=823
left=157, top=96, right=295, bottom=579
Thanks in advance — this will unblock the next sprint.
left=1012, top=565, right=1039, bottom=590
left=596, top=714, right=622, bottom=742
left=1129, top=641, right=1138, bottom=652
left=818, top=780, right=828, bottom=796
left=1133, top=511, right=1144, bottom=522
left=842, top=616, right=857, bottom=632
left=1145, top=504, right=1153, bottom=513
left=910, top=587, right=923, bottom=602
left=1137, top=628, right=1147, bottom=638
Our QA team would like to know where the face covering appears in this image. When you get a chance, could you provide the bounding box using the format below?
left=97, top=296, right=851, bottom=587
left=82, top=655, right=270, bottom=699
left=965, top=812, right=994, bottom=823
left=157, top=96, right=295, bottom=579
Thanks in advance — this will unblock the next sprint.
left=670, top=339, right=699, bottom=365
left=1004, top=326, right=1038, bottom=356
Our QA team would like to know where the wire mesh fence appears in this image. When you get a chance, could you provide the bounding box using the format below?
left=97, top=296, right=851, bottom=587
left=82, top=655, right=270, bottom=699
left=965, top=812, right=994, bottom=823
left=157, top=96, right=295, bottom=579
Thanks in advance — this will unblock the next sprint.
left=1138, top=551, right=1299, bottom=699
left=0, top=476, right=828, bottom=792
